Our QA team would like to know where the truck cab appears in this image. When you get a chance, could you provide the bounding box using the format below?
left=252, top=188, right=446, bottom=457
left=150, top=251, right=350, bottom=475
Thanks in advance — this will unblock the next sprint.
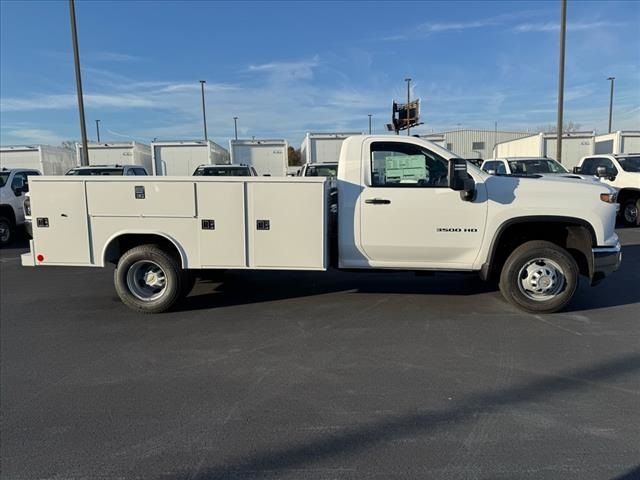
left=65, top=164, right=148, bottom=176
left=298, top=163, right=338, bottom=177
left=574, top=154, right=640, bottom=226
left=0, top=168, right=40, bottom=245
left=481, top=157, right=591, bottom=180
left=192, top=164, right=257, bottom=176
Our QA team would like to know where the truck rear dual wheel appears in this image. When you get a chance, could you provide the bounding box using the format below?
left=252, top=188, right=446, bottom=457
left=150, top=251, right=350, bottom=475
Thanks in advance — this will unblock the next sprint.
left=499, top=241, right=579, bottom=314
left=114, top=244, right=188, bottom=314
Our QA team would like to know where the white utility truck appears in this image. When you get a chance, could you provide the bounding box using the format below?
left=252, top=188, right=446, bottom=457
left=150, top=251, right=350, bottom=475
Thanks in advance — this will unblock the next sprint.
left=151, top=140, right=230, bottom=176
left=481, top=157, right=595, bottom=181
left=76, top=142, right=153, bottom=173
left=229, top=139, right=288, bottom=176
left=0, top=145, right=76, bottom=175
left=300, top=132, right=361, bottom=164
left=0, top=168, right=39, bottom=245
left=574, top=154, right=640, bottom=226
left=22, top=136, right=621, bottom=314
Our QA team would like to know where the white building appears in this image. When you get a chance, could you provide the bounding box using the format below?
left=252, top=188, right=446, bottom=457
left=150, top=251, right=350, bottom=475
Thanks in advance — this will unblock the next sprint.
left=420, top=129, right=530, bottom=160
left=594, top=131, right=640, bottom=155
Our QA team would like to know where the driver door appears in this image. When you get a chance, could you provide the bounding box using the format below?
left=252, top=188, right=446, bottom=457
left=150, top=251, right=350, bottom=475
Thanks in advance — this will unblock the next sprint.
left=359, top=139, right=486, bottom=269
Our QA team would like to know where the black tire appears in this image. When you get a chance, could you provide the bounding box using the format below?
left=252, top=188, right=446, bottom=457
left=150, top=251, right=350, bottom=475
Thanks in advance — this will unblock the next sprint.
left=621, top=198, right=640, bottom=227
left=499, top=240, right=579, bottom=314
left=114, top=244, right=186, bottom=313
left=0, top=216, right=14, bottom=247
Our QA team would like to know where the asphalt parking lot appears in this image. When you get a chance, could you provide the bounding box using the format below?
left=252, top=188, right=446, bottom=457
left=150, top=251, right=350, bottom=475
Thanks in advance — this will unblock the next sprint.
left=1, top=229, right=639, bottom=480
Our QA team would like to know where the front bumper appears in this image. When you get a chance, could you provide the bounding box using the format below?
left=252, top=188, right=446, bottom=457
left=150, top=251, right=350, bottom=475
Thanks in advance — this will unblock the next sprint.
left=591, top=242, right=622, bottom=285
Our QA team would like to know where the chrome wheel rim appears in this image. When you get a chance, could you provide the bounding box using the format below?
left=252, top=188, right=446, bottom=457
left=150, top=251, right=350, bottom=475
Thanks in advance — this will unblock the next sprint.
left=517, top=257, right=565, bottom=301
left=126, top=260, right=167, bottom=301
left=623, top=203, right=638, bottom=224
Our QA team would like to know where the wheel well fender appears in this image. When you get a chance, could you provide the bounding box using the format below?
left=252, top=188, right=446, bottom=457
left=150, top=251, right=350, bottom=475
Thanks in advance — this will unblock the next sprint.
left=617, top=188, right=640, bottom=205
left=102, top=231, right=187, bottom=267
left=480, top=216, right=596, bottom=281
left=0, top=204, right=17, bottom=224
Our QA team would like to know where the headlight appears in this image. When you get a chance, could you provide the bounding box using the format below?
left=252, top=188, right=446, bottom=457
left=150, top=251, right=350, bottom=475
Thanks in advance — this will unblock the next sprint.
left=23, top=196, right=31, bottom=216
left=600, top=192, right=617, bottom=204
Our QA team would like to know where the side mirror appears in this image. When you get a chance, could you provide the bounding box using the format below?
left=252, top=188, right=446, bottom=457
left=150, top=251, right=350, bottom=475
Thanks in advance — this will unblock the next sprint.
left=595, top=166, right=616, bottom=181
left=486, top=169, right=497, bottom=176
left=449, top=158, right=475, bottom=201
left=573, top=166, right=581, bottom=174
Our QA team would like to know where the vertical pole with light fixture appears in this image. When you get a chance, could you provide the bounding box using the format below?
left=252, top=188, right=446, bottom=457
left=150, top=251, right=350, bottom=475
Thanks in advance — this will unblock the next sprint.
left=233, top=117, right=238, bottom=140
left=95, top=119, right=101, bottom=143
left=607, top=76, right=615, bottom=133
left=556, top=0, right=567, bottom=163
left=368, top=114, right=372, bottom=134
left=405, top=78, right=411, bottom=136
left=69, top=0, right=89, bottom=166
left=199, top=80, right=208, bottom=141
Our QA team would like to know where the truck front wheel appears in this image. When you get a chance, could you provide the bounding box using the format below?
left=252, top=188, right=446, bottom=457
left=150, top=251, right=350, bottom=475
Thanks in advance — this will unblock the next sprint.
left=499, top=241, right=578, bottom=314
left=0, top=216, right=14, bottom=246
left=621, top=198, right=640, bottom=227
left=114, top=244, right=186, bottom=313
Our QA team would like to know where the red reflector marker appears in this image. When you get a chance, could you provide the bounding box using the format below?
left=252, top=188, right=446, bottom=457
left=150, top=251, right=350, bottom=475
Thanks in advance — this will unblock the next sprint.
left=36, top=254, right=44, bottom=262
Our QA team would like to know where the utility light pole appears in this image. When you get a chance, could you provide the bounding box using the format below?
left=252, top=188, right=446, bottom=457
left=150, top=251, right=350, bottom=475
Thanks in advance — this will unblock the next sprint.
left=368, top=114, right=372, bottom=134
left=69, top=0, right=89, bottom=166
left=199, top=80, right=208, bottom=141
left=95, top=119, right=101, bottom=143
left=607, top=76, right=615, bottom=133
left=405, top=78, right=411, bottom=136
left=556, top=0, right=567, bottom=163
left=233, top=117, right=238, bottom=140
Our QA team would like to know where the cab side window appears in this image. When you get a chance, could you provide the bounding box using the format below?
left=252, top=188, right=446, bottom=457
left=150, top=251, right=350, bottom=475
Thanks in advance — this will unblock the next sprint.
left=370, top=141, right=449, bottom=187
left=581, top=158, right=617, bottom=175
left=483, top=161, right=506, bottom=174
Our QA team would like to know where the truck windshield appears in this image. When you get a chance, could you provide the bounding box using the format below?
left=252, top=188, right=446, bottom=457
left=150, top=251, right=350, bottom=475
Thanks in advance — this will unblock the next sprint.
left=508, top=159, right=568, bottom=174
left=0, top=172, right=9, bottom=187
left=305, top=165, right=337, bottom=177
left=618, top=156, right=640, bottom=172
left=193, top=167, right=251, bottom=176
left=66, top=168, right=124, bottom=175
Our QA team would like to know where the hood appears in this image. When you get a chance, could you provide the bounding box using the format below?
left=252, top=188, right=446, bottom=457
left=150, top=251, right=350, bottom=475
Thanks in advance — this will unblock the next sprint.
left=483, top=172, right=617, bottom=203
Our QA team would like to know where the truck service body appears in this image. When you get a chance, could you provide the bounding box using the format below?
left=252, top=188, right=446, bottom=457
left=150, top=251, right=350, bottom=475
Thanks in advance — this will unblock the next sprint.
left=22, top=136, right=621, bottom=314
left=229, top=139, right=288, bottom=177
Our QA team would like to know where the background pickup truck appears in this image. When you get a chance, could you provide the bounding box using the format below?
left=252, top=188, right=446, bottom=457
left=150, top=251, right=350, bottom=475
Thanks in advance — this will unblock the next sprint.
left=22, top=136, right=621, bottom=314
left=574, top=153, right=640, bottom=226
left=0, top=168, right=40, bottom=246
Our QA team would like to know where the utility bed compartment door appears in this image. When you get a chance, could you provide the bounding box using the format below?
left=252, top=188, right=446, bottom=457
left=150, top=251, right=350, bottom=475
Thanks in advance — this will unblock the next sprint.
left=247, top=182, right=326, bottom=269
left=86, top=181, right=195, bottom=217
left=197, top=182, right=246, bottom=267
left=31, top=181, right=91, bottom=265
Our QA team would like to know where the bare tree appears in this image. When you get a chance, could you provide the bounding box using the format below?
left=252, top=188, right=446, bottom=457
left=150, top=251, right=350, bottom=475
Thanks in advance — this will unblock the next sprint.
left=287, top=146, right=302, bottom=166
left=534, top=121, right=583, bottom=133
left=60, top=140, right=76, bottom=151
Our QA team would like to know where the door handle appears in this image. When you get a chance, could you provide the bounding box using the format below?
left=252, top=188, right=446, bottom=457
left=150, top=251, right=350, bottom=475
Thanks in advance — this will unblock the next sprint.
left=365, top=198, right=391, bottom=205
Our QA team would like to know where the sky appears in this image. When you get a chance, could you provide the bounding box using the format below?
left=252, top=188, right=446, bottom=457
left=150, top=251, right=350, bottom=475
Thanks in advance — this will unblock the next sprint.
left=1, top=0, right=639, bottom=148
